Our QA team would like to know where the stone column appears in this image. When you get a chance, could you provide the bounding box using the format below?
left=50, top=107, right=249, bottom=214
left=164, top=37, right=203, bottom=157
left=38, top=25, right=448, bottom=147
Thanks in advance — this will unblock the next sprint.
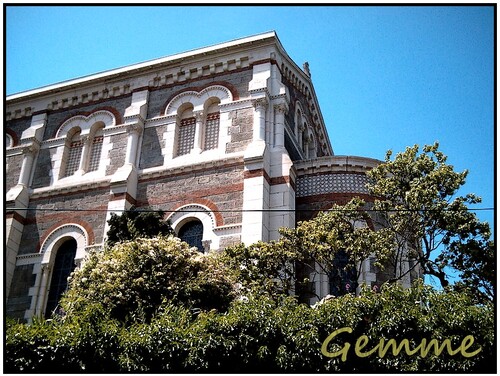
left=18, top=142, right=40, bottom=187
left=125, top=123, right=143, bottom=166
left=76, top=135, right=91, bottom=174
left=273, top=103, right=286, bottom=148
left=192, top=111, right=204, bottom=154
left=252, top=98, right=267, bottom=142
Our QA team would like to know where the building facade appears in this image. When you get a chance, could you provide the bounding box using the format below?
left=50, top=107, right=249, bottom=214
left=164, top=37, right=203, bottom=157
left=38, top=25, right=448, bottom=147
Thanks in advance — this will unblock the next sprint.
left=5, top=32, right=416, bottom=321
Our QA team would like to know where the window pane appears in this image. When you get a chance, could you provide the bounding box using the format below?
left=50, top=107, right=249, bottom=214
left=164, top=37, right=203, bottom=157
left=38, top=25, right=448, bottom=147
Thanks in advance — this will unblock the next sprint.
left=45, top=239, right=77, bottom=317
left=88, top=136, right=103, bottom=172
left=177, top=117, right=196, bottom=156
left=204, top=112, right=220, bottom=150
left=178, top=220, right=204, bottom=252
left=64, top=140, right=83, bottom=177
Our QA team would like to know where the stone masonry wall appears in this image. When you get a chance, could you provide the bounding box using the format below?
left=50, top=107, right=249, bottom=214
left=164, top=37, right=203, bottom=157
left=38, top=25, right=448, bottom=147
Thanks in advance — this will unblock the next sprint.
left=31, top=148, right=57, bottom=189
left=106, top=132, right=128, bottom=175
left=6, top=153, right=23, bottom=191
left=18, top=188, right=110, bottom=256
left=225, top=107, right=253, bottom=153
left=5, top=264, right=35, bottom=320
left=136, top=163, right=244, bottom=226
left=139, top=125, right=167, bottom=169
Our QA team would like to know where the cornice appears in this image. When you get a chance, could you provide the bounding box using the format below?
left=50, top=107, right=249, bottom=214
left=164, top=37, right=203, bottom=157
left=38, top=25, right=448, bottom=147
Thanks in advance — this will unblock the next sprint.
left=294, top=156, right=382, bottom=175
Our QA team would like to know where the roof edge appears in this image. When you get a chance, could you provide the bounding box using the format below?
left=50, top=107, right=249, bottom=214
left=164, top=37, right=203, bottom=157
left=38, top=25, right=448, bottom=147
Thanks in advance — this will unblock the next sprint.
left=7, top=31, right=277, bottom=101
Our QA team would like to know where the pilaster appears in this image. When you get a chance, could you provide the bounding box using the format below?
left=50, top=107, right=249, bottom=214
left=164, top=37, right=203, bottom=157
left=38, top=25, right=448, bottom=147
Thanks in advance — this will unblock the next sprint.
left=5, top=113, right=46, bottom=298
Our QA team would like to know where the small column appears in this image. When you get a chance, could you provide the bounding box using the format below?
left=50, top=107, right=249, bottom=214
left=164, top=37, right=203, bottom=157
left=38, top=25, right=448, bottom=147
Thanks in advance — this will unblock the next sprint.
left=76, top=135, right=91, bottom=174
left=18, top=142, right=40, bottom=187
left=252, top=98, right=267, bottom=142
left=125, top=123, right=143, bottom=166
left=298, top=125, right=304, bottom=149
left=192, top=111, right=204, bottom=154
left=34, top=264, right=51, bottom=317
left=273, top=103, right=286, bottom=148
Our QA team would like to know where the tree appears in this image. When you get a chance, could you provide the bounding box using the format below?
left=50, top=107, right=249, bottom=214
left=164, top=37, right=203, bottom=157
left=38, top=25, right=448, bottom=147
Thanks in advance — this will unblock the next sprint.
left=106, top=207, right=174, bottom=247
left=222, top=198, right=396, bottom=300
left=366, top=142, right=493, bottom=298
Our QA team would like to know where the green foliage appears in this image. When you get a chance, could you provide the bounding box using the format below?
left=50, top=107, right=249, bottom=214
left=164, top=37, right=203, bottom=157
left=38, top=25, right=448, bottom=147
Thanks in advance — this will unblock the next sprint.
left=221, top=198, right=395, bottom=300
left=6, top=282, right=494, bottom=372
left=367, top=142, right=493, bottom=297
left=62, top=235, right=235, bottom=323
left=106, top=207, right=174, bottom=247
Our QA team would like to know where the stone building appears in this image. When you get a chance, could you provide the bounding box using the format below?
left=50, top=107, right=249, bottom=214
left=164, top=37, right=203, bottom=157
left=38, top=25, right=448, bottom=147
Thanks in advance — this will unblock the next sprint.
left=5, top=31, right=416, bottom=321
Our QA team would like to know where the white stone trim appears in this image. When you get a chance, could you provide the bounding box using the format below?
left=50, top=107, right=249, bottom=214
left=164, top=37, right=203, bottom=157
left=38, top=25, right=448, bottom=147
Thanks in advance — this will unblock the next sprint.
left=164, top=85, right=233, bottom=116
left=167, top=204, right=220, bottom=251
left=56, top=110, right=116, bottom=138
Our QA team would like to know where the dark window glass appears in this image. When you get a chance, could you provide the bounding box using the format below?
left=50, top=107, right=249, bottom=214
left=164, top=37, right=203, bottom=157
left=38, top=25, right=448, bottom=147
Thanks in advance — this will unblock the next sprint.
left=178, top=220, right=204, bottom=252
left=329, top=250, right=357, bottom=296
left=45, top=238, right=77, bottom=317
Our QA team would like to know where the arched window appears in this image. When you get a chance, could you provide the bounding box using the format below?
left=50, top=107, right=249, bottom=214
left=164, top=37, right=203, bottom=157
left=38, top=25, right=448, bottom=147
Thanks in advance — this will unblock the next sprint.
left=203, top=98, right=221, bottom=151
left=178, top=220, right=204, bottom=252
left=64, top=129, right=84, bottom=177
left=45, top=238, right=77, bottom=317
left=88, top=126, right=104, bottom=172
left=176, top=104, right=196, bottom=156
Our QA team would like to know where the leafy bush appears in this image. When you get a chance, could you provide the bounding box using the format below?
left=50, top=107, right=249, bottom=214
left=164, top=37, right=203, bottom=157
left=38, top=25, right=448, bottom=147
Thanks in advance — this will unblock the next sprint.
left=61, top=235, right=236, bottom=323
left=6, top=282, right=494, bottom=372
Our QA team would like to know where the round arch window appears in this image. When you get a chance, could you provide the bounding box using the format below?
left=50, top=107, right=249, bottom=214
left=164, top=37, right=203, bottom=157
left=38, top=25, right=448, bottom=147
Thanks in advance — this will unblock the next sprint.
left=178, top=220, right=204, bottom=252
left=45, top=238, right=77, bottom=317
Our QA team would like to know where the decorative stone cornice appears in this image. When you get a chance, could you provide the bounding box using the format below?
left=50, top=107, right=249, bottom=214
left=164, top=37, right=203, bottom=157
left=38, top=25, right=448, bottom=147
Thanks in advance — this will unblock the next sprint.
left=126, top=122, right=144, bottom=135
left=251, top=97, right=268, bottom=110
left=21, top=140, right=41, bottom=156
left=273, top=102, right=288, bottom=114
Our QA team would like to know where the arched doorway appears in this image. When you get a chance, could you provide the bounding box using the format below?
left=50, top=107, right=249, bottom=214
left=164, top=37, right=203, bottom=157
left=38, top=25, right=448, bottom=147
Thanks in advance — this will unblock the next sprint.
left=45, top=238, right=77, bottom=317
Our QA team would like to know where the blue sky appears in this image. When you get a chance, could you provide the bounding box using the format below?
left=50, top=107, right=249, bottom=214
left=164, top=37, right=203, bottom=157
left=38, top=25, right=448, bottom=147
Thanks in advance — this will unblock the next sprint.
left=5, top=5, right=494, bottom=233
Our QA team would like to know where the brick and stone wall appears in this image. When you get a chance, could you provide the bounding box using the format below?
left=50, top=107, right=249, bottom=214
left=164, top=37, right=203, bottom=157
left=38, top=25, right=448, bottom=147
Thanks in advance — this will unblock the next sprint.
left=17, top=188, right=109, bottom=256
left=136, top=162, right=244, bottom=227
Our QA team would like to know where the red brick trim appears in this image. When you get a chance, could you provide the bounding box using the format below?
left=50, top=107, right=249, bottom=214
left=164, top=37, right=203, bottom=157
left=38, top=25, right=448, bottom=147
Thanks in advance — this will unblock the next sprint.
left=249, top=58, right=277, bottom=68
left=110, top=192, right=136, bottom=206
left=30, top=186, right=109, bottom=201
left=244, top=169, right=271, bottom=185
left=138, top=160, right=243, bottom=184
left=24, top=204, right=108, bottom=227
left=51, top=107, right=123, bottom=139
left=36, top=219, right=96, bottom=253
left=5, top=128, right=19, bottom=147
left=170, top=198, right=224, bottom=227
left=270, top=175, right=296, bottom=191
left=136, top=182, right=244, bottom=209
left=6, top=211, right=25, bottom=225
